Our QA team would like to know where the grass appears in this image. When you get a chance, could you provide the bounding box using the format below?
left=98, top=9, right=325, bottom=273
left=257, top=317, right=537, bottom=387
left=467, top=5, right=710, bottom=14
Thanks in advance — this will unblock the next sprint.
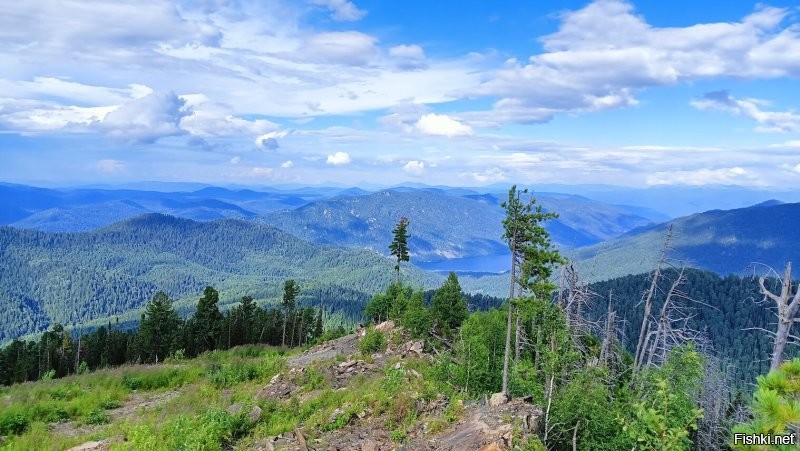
left=0, top=345, right=285, bottom=451
left=1, top=344, right=464, bottom=451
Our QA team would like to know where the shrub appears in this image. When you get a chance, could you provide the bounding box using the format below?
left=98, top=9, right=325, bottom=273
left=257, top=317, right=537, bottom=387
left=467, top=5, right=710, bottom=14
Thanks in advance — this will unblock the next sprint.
left=84, top=408, right=109, bottom=425
left=0, top=413, right=30, bottom=435
left=358, top=329, right=387, bottom=354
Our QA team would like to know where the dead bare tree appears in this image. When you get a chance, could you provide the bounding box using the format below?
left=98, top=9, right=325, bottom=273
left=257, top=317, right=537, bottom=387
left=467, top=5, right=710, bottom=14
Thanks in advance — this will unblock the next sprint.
left=634, top=224, right=673, bottom=370
left=693, top=356, right=736, bottom=451
left=757, top=262, right=800, bottom=371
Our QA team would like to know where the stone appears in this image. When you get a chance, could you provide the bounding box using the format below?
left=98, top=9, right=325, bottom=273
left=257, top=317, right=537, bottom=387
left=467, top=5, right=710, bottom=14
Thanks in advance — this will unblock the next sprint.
left=409, top=341, right=424, bottom=355
left=249, top=405, right=263, bottom=423
left=479, top=443, right=503, bottom=451
left=374, top=320, right=395, bottom=332
left=339, top=360, right=358, bottom=368
left=488, top=392, right=508, bottom=407
left=227, top=403, right=245, bottom=416
left=67, top=441, right=108, bottom=451
left=409, top=369, right=422, bottom=379
left=394, top=362, right=402, bottom=370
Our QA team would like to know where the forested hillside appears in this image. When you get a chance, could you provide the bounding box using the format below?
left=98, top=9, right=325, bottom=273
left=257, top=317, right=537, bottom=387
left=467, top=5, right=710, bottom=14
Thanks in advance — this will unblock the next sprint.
left=586, top=269, right=797, bottom=385
left=263, top=189, right=655, bottom=261
left=570, top=201, right=800, bottom=282
left=0, top=214, right=454, bottom=342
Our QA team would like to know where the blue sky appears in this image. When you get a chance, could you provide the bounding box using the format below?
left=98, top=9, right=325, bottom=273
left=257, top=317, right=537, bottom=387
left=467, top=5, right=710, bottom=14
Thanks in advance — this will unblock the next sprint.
left=1, top=0, right=800, bottom=188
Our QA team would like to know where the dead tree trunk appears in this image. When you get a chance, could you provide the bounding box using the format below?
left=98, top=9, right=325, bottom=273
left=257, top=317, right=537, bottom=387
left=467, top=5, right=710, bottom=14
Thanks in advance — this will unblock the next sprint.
left=759, top=262, right=800, bottom=371
left=634, top=224, right=673, bottom=370
left=645, top=266, right=687, bottom=367
left=600, top=291, right=616, bottom=365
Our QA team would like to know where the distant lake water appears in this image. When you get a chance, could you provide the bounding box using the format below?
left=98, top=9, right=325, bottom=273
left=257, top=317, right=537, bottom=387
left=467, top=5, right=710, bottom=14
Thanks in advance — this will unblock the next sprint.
left=414, top=252, right=511, bottom=274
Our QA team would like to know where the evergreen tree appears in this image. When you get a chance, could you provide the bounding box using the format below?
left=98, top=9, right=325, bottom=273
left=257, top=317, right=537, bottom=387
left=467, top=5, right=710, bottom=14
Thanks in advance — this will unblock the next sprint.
left=138, top=291, right=181, bottom=363
left=402, top=290, right=432, bottom=339
left=500, top=185, right=562, bottom=397
left=282, top=280, right=299, bottom=347
left=192, top=286, right=224, bottom=354
left=431, top=272, right=468, bottom=334
left=388, top=216, right=410, bottom=284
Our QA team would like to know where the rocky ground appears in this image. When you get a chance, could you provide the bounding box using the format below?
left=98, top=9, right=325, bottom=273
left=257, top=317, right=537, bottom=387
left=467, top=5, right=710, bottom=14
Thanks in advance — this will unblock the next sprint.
left=249, top=322, right=542, bottom=451
left=66, top=321, right=542, bottom=451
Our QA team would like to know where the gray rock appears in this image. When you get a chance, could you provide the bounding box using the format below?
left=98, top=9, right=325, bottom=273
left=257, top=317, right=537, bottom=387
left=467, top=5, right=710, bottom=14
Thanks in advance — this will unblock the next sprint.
left=488, top=392, right=508, bottom=407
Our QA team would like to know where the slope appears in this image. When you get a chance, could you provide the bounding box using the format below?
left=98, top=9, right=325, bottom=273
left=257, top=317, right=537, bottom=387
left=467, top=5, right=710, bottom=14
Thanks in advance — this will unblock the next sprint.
left=0, top=214, right=449, bottom=342
left=263, top=189, right=655, bottom=262
left=569, top=202, right=800, bottom=282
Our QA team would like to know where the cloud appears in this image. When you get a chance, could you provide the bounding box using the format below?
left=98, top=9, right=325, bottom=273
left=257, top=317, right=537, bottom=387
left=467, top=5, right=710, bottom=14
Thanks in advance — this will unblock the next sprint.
left=250, top=167, right=274, bottom=177
left=281, top=160, right=294, bottom=168
left=302, top=32, right=378, bottom=66
left=97, top=91, right=189, bottom=143
left=415, top=113, right=473, bottom=137
left=691, top=91, right=800, bottom=133
left=461, top=1, right=800, bottom=125
left=646, top=167, right=755, bottom=186
left=326, top=151, right=351, bottom=165
left=389, top=44, right=426, bottom=70
left=309, top=0, right=366, bottom=22
left=179, top=95, right=279, bottom=137
left=403, top=160, right=425, bottom=176
left=230, top=156, right=241, bottom=165
left=255, top=130, right=290, bottom=149
left=470, top=167, right=506, bottom=183
left=96, top=159, right=125, bottom=173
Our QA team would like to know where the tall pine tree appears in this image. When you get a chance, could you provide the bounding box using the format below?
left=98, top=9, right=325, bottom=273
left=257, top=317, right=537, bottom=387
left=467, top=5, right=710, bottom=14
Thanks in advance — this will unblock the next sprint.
left=138, top=291, right=181, bottom=363
left=431, top=272, right=468, bottom=334
left=192, top=286, right=223, bottom=354
left=389, top=216, right=410, bottom=284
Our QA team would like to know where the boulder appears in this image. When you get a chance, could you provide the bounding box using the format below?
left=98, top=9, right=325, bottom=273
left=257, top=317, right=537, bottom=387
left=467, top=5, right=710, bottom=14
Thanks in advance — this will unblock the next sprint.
left=488, top=392, right=508, bottom=407
left=249, top=405, right=263, bottom=423
left=374, top=320, right=395, bottom=332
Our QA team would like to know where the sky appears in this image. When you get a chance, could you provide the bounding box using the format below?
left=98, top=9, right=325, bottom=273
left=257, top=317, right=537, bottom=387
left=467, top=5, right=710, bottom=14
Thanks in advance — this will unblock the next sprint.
left=1, top=0, right=800, bottom=188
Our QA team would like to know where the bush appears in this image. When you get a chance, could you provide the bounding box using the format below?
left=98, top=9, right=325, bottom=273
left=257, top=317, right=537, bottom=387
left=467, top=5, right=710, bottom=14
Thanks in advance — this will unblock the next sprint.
left=0, top=413, right=30, bottom=435
left=84, top=408, right=109, bottom=425
left=358, top=328, right=387, bottom=354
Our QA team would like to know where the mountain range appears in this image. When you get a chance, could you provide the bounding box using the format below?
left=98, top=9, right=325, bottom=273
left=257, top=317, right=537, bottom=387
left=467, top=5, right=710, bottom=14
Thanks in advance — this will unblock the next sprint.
left=570, top=200, right=800, bottom=282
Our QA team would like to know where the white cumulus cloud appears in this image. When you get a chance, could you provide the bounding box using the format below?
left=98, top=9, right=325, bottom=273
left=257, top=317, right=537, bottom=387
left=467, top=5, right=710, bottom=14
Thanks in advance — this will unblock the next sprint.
left=415, top=113, right=473, bottom=137
left=281, top=160, right=294, bottom=168
left=326, top=151, right=351, bottom=165
left=403, top=160, right=425, bottom=176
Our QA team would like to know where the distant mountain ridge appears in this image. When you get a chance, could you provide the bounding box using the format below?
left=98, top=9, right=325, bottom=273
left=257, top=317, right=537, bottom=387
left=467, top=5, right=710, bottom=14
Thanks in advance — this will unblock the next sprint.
left=263, top=189, right=657, bottom=262
left=570, top=201, right=800, bottom=281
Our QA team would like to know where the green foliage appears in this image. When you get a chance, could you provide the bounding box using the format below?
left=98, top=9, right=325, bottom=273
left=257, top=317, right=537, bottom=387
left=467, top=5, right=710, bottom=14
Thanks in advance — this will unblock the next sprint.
left=452, top=309, right=507, bottom=395
left=402, top=291, right=432, bottom=339
left=364, top=283, right=413, bottom=323
left=137, top=291, right=182, bottom=363
left=430, top=272, right=468, bottom=334
left=84, top=408, right=109, bottom=425
left=0, top=413, right=29, bottom=435
left=732, top=358, right=800, bottom=450
left=502, top=185, right=564, bottom=297
left=621, top=345, right=704, bottom=450
left=358, top=328, right=387, bottom=354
